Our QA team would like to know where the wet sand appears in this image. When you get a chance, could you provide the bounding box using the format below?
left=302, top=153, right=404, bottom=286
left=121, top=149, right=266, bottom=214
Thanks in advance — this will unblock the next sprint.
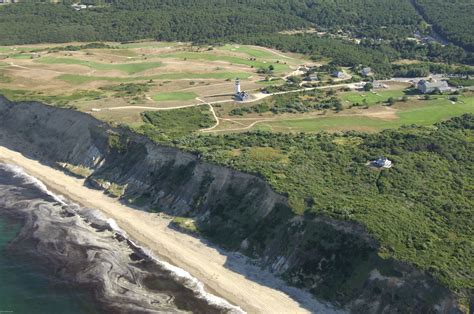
left=0, top=146, right=320, bottom=314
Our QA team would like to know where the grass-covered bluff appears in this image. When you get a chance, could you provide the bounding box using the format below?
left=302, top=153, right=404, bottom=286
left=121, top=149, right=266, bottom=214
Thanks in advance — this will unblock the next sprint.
left=162, top=115, right=473, bottom=301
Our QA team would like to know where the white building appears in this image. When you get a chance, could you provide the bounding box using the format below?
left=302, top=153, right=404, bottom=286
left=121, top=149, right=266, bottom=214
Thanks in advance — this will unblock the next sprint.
left=417, top=79, right=452, bottom=94
left=235, top=78, right=241, bottom=94
left=372, top=157, right=392, bottom=169
left=332, top=71, right=345, bottom=79
left=234, top=78, right=249, bottom=101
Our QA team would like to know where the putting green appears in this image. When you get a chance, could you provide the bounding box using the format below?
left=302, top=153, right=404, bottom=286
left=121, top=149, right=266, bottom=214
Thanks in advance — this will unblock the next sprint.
left=152, top=92, right=197, bottom=102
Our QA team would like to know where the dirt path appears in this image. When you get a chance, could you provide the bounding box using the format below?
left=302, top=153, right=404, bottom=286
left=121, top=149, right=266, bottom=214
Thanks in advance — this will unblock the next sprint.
left=196, top=97, right=220, bottom=131
left=205, top=107, right=399, bottom=133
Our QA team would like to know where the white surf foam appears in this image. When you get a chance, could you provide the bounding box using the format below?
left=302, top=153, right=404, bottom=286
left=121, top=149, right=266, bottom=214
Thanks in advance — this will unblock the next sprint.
left=1, top=163, right=68, bottom=205
left=100, top=213, right=245, bottom=313
left=0, top=163, right=245, bottom=313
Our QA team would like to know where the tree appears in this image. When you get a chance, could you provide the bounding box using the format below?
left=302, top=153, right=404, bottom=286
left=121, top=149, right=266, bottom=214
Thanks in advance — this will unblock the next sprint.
left=364, top=82, right=373, bottom=91
left=334, top=101, right=343, bottom=112
left=287, top=76, right=302, bottom=84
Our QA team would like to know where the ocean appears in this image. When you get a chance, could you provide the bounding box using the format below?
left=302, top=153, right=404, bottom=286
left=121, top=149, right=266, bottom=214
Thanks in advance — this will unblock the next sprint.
left=0, top=163, right=242, bottom=314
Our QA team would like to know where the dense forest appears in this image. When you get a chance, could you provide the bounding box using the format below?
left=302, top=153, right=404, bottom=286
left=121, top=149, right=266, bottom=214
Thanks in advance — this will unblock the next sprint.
left=1, top=1, right=473, bottom=68
left=414, top=0, right=474, bottom=52
left=0, top=2, right=307, bottom=44
left=237, top=34, right=474, bottom=77
left=168, top=115, right=474, bottom=299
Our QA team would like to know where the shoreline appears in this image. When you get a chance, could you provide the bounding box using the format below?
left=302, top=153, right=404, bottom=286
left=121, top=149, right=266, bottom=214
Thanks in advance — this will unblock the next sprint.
left=0, top=146, right=320, bottom=314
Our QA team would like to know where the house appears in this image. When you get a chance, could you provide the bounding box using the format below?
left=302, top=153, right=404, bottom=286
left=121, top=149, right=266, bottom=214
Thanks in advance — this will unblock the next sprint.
left=417, top=79, right=452, bottom=94
left=360, top=67, right=373, bottom=77
left=235, top=91, right=250, bottom=101
left=332, top=71, right=345, bottom=79
left=371, top=157, right=392, bottom=169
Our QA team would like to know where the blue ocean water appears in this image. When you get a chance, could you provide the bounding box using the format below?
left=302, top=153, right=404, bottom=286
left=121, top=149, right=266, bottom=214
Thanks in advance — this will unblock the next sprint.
left=0, top=213, right=98, bottom=313
left=0, top=163, right=240, bottom=314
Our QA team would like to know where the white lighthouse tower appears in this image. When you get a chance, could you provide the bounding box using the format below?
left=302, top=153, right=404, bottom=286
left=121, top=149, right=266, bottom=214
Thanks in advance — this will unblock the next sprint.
left=235, top=78, right=241, bottom=94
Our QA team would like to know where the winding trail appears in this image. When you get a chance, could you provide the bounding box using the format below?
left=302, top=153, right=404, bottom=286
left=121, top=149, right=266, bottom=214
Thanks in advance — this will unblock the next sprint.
left=197, top=97, right=220, bottom=131
left=204, top=107, right=398, bottom=133
left=105, top=81, right=364, bottom=133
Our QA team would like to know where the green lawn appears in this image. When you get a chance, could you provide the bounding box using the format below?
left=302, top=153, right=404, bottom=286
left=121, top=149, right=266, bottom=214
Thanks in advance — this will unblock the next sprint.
left=58, top=72, right=252, bottom=84
left=9, top=53, right=34, bottom=59
left=36, top=57, right=163, bottom=74
left=152, top=92, right=197, bottom=102
left=157, top=52, right=289, bottom=73
left=340, top=89, right=407, bottom=106
left=255, top=95, right=474, bottom=132
left=218, top=44, right=276, bottom=59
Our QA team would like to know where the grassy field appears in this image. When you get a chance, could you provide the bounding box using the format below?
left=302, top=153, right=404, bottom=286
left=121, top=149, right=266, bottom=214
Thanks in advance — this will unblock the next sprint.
left=0, top=41, right=305, bottom=118
left=218, top=44, right=277, bottom=59
left=9, top=53, right=34, bottom=59
left=139, top=105, right=215, bottom=138
left=152, top=92, right=197, bottom=102
left=58, top=72, right=252, bottom=84
left=37, top=57, right=163, bottom=74
left=254, top=95, right=474, bottom=132
left=0, top=88, right=104, bottom=107
left=157, top=52, right=290, bottom=73
left=341, top=89, right=407, bottom=106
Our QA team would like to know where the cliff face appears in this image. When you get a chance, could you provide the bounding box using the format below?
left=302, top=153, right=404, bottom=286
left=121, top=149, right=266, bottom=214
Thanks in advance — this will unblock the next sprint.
left=0, top=97, right=460, bottom=313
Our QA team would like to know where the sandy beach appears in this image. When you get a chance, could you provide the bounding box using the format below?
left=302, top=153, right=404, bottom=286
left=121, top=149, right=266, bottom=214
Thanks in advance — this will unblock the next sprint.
left=0, top=146, right=323, bottom=314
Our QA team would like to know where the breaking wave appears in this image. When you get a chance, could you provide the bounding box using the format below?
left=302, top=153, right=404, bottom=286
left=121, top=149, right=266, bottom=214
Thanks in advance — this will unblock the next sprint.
left=0, top=163, right=244, bottom=314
